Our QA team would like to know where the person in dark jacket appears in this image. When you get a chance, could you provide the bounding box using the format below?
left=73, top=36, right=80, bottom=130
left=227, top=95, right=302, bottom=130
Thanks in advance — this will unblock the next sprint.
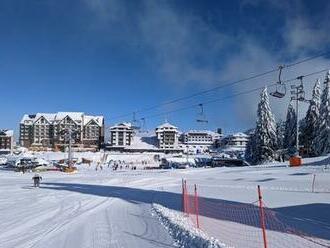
left=32, top=174, right=42, bottom=187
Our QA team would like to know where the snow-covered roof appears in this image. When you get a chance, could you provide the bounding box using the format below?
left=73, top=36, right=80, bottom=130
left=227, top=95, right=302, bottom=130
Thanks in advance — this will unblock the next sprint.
left=34, top=113, right=57, bottom=123
left=56, top=112, right=84, bottom=122
left=228, top=132, right=249, bottom=138
left=20, top=114, right=35, bottom=124
left=185, top=130, right=218, bottom=136
left=5, top=130, right=14, bottom=136
left=110, top=122, right=133, bottom=129
left=20, top=112, right=104, bottom=126
left=84, top=115, right=104, bottom=126
left=0, top=130, right=13, bottom=137
left=156, top=122, right=178, bottom=130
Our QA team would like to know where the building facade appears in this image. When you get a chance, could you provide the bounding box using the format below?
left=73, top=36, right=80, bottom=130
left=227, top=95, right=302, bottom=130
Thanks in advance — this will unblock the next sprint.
left=19, top=112, right=104, bottom=150
left=221, top=132, right=249, bottom=151
left=179, top=130, right=221, bottom=154
left=0, top=130, right=14, bottom=154
left=155, top=122, right=180, bottom=151
left=109, top=123, right=134, bottom=147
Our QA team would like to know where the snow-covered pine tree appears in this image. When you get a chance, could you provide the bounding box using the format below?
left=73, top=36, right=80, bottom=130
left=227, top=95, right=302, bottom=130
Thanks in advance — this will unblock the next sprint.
left=301, top=79, right=321, bottom=156
left=313, top=71, right=330, bottom=155
left=253, top=88, right=277, bottom=164
left=299, top=117, right=306, bottom=150
left=284, top=103, right=297, bottom=155
left=276, top=120, right=285, bottom=150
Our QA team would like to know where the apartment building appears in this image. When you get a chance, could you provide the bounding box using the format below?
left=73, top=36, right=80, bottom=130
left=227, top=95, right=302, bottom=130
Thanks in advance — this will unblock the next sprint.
left=155, top=122, right=180, bottom=151
left=179, top=130, right=221, bottom=154
left=109, top=123, right=134, bottom=147
left=19, top=112, right=104, bottom=150
left=0, top=129, right=14, bottom=154
left=221, top=132, right=249, bottom=151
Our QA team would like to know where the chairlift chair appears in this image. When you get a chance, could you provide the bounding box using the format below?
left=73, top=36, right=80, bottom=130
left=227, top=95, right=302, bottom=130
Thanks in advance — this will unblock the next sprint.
left=270, top=65, right=286, bottom=98
left=196, top=104, right=208, bottom=123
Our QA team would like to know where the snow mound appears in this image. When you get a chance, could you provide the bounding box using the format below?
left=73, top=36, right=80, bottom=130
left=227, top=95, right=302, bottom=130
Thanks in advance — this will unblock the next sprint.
left=152, top=203, right=228, bottom=248
left=130, top=132, right=158, bottom=149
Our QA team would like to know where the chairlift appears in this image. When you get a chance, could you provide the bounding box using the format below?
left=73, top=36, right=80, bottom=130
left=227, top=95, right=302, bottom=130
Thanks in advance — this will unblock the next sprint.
left=270, top=65, right=286, bottom=98
left=131, top=112, right=141, bottom=130
left=296, top=76, right=306, bottom=101
left=140, top=118, right=147, bottom=133
left=196, top=104, right=208, bottom=123
left=290, top=76, right=308, bottom=102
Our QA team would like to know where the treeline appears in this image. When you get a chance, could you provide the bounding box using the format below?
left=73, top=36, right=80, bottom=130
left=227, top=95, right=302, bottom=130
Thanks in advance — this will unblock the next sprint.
left=246, top=71, right=330, bottom=164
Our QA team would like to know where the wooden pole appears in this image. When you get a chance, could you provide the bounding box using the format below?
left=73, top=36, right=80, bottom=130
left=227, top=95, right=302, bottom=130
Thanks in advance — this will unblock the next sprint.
left=194, top=184, right=200, bottom=228
left=258, top=185, right=268, bottom=248
left=182, top=179, right=185, bottom=212
left=184, top=180, right=189, bottom=216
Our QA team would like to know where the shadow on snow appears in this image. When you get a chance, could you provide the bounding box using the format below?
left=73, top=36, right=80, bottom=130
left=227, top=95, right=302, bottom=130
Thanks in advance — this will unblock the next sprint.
left=41, top=182, right=330, bottom=241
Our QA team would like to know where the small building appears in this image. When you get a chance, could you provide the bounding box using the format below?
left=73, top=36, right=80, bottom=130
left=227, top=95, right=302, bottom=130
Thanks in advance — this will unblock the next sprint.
left=0, top=129, right=14, bottom=154
left=155, top=122, right=180, bottom=151
left=179, top=130, right=221, bottom=154
left=109, top=123, right=134, bottom=147
left=221, top=132, right=249, bottom=151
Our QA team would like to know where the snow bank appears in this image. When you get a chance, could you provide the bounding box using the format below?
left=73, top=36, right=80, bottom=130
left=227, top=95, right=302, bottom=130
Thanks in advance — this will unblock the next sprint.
left=152, top=203, right=228, bottom=248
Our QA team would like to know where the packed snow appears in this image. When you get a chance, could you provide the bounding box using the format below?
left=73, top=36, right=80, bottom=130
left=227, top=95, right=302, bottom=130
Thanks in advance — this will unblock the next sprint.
left=152, top=204, right=226, bottom=248
left=0, top=152, right=329, bottom=248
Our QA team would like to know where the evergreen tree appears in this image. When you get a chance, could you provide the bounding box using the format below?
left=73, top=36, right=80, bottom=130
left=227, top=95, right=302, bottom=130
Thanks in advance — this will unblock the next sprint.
left=276, top=120, right=285, bottom=150
left=284, top=103, right=297, bottom=155
left=253, top=88, right=278, bottom=164
left=314, top=71, right=330, bottom=155
left=299, top=117, right=306, bottom=148
left=301, top=79, right=321, bottom=156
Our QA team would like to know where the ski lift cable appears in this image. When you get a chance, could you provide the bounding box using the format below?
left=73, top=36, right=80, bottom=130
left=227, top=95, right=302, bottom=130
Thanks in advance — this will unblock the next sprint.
left=105, top=68, right=329, bottom=130
left=140, top=84, right=278, bottom=120
left=140, top=67, right=329, bottom=121
left=108, top=50, right=330, bottom=121
left=107, top=64, right=278, bottom=121
left=285, top=51, right=330, bottom=68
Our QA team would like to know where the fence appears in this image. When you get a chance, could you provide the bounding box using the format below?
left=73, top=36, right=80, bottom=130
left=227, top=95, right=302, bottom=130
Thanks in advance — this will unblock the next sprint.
left=181, top=179, right=330, bottom=248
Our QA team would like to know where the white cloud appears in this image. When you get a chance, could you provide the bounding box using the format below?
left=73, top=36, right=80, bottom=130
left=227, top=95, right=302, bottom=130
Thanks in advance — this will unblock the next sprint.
left=284, top=17, right=330, bottom=54
left=136, top=1, right=231, bottom=86
left=83, top=0, right=126, bottom=22
left=84, top=0, right=330, bottom=128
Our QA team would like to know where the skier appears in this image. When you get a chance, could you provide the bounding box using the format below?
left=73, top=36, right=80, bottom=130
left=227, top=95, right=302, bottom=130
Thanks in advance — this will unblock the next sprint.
left=32, top=174, right=42, bottom=188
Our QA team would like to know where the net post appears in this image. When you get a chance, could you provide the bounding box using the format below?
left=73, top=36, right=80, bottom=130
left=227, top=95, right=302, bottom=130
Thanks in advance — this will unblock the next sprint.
left=258, top=185, right=268, bottom=248
left=194, top=184, right=200, bottom=228
left=182, top=178, right=185, bottom=212
left=184, top=180, right=189, bottom=216
left=312, top=174, right=316, bottom=193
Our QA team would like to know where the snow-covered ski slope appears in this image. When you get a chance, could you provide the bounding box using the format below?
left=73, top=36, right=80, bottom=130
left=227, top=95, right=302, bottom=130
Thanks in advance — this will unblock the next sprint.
left=0, top=155, right=329, bottom=248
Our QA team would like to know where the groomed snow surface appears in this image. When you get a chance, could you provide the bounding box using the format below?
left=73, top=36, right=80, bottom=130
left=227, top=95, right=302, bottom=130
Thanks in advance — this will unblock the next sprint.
left=0, top=153, right=330, bottom=248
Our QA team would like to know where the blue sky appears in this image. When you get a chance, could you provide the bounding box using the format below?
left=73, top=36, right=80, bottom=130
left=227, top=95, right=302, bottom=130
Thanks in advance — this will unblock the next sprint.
left=1, top=0, right=330, bottom=135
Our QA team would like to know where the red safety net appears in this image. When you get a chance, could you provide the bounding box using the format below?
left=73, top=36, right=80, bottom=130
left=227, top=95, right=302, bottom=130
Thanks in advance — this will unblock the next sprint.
left=182, top=179, right=330, bottom=248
